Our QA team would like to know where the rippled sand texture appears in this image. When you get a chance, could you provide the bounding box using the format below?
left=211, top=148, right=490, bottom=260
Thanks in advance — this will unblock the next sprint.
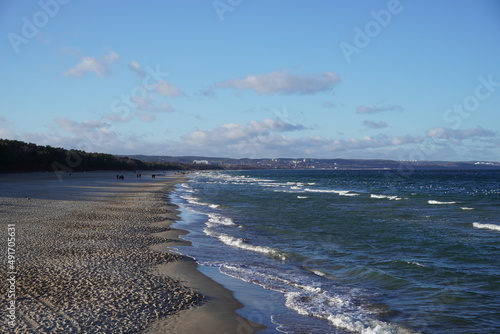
left=0, top=172, right=205, bottom=333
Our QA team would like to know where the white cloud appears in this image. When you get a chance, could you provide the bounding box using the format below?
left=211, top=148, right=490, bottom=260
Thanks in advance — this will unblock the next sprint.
left=103, top=51, right=120, bottom=63
left=129, top=60, right=145, bottom=77
left=216, top=70, right=341, bottom=95
left=363, top=120, right=388, bottom=129
left=183, top=118, right=307, bottom=147
left=155, top=80, right=183, bottom=97
left=356, top=105, right=403, bottom=114
left=426, top=126, right=496, bottom=139
left=55, top=117, right=110, bottom=133
left=63, top=51, right=120, bottom=78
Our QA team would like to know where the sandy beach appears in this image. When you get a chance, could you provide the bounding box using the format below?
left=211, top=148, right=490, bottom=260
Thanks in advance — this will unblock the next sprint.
left=0, top=171, right=263, bottom=333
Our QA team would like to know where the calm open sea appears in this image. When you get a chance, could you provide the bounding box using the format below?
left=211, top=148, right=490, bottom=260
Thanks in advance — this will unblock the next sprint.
left=171, top=169, right=500, bottom=333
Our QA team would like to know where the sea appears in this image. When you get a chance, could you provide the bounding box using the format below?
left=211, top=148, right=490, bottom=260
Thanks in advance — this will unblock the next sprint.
left=169, top=169, right=500, bottom=333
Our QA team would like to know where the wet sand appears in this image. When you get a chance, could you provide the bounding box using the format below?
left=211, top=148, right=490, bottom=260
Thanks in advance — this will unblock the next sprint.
left=0, top=171, right=263, bottom=333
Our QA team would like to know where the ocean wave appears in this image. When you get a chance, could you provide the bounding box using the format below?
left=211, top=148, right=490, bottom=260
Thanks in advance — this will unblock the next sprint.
left=202, top=228, right=286, bottom=260
left=217, top=263, right=405, bottom=334
left=304, top=188, right=343, bottom=193
left=327, top=314, right=405, bottom=334
left=407, top=261, right=424, bottom=267
left=339, top=191, right=360, bottom=197
left=219, top=235, right=287, bottom=260
left=428, top=200, right=456, bottom=205
left=201, top=172, right=276, bottom=185
left=461, top=207, right=474, bottom=210
left=180, top=194, right=215, bottom=208
left=370, top=194, right=402, bottom=200
left=273, top=189, right=304, bottom=194
left=473, top=222, right=500, bottom=232
left=304, top=188, right=359, bottom=196
left=311, top=269, right=327, bottom=277
left=206, top=213, right=236, bottom=226
left=178, top=183, right=195, bottom=192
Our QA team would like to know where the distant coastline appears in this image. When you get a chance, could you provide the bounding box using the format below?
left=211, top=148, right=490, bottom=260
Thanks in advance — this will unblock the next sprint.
left=2, top=138, right=499, bottom=173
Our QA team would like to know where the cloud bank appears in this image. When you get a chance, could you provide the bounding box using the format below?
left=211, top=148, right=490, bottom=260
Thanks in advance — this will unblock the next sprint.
left=426, top=126, right=495, bottom=140
left=216, top=71, right=341, bottom=95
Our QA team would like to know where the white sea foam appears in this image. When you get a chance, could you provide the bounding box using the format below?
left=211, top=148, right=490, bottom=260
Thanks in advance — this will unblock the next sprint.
left=204, top=173, right=275, bottom=185
left=311, top=269, right=327, bottom=277
left=461, top=207, right=474, bottom=210
left=339, top=191, right=360, bottom=197
left=297, top=196, right=308, bottom=199
left=178, top=183, right=195, bottom=193
left=202, top=226, right=286, bottom=260
left=207, top=213, right=236, bottom=226
left=428, top=200, right=456, bottom=205
left=407, top=261, right=424, bottom=267
left=305, top=188, right=343, bottom=193
left=217, top=235, right=287, bottom=260
left=370, top=194, right=402, bottom=200
left=304, top=188, right=359, bottom=196
left=473, top=222, right=500, bottom=232
left=273, top=189, right=303, bottom=194
left=327, top=314, right=403, bottom=334
left=182, top=195, right=215, bottom=208
left=218, top=263, right=403, bottom=334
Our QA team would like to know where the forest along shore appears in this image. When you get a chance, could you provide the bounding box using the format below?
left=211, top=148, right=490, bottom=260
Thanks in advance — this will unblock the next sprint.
left=0, top=171, right=261, bottom=333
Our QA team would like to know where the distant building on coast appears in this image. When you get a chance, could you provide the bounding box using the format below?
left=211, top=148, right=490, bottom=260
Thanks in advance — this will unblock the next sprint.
left=193, top=160, right=209, bottom=165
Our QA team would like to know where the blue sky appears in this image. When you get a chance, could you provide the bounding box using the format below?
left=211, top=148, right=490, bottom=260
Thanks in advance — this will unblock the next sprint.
left=1, top=0, right=499, bottom=161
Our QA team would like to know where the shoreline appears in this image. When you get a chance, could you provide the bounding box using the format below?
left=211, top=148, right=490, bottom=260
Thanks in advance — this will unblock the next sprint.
left=145, top=182, right=266, bottom=334
left=0, top=171, right=263, bottom=333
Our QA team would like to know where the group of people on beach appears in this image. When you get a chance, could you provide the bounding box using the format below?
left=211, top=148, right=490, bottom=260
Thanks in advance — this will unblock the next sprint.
left=115, top=173, right=159, bottom=180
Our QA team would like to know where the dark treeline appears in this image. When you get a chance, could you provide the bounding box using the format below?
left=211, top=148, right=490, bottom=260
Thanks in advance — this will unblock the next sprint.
left=0, top=139, right=221, bottom=173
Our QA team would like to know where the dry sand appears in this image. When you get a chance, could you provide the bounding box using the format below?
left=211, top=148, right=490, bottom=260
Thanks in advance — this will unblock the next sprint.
left=0, top=171, right=263, bottom=333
